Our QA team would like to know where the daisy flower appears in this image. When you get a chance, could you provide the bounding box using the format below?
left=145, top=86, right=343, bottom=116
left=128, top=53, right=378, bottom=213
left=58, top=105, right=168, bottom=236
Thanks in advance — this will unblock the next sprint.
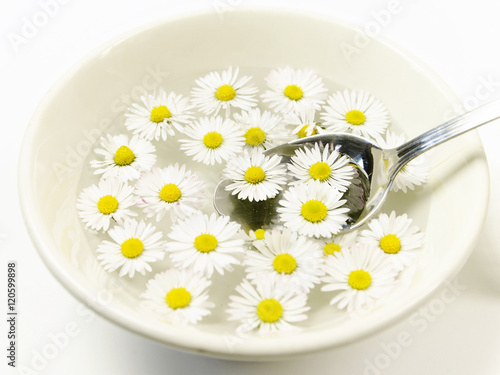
left=76, top=178, right=137, bottom=232
left=378, top=131, right=430, bottom=193
left=319, top=230, right=359, bottom=258
left=178, top=116, right=244, bottom=165
left=125, top=88, right=194, bottom=141
left=96, top=219, right=166, bottom=278
left=321, top=89, right=389, bottom=141
left=191, top=66, right=258, bottom=117
left=90, top=134, right=156, bottom=182
left=140, top=268, right=214, bottom=325
left=277, top=180, right=349, bottom=238
left=284, top=105, right=323, bottom=139
left=244, top=228, right=324, bottom=292
left=261, top=66, right=328, bottom=114
left=166, top=212, right=245, bottom=277
left=288, top=143, right=356, bottom=192
left=360, top=211, right=425, bottom=270
left=233, top=108, right=287, bottom=150
left=227, top=275, right=309, bottom=335
left=135, top=164, right=206, bottom=222
left=245, top=228, right=267, bottom=242
left=223, top=149, right=287, bottom=202
left=321, top=243, right=399, bottom=313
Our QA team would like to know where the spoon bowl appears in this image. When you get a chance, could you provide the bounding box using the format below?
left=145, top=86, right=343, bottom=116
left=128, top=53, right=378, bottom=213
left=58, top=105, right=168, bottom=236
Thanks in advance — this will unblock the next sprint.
left=214, top=133, right=377, bottom=231
left=214, top=99, right=500, bottom=232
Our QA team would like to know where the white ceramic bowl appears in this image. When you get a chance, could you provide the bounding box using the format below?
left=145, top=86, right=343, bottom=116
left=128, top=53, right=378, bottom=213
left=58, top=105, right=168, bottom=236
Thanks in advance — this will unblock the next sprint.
left=19, top=8, right=489, bottom=360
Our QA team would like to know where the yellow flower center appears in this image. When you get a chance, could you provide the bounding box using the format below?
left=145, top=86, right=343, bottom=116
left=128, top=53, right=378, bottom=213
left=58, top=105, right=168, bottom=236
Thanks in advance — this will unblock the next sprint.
left=345, top=109, right=366, bottom=125
left=284, top=84, right=303, bottom=101
left=244, top=127, right=266, bottom=146
left=120, top=238, right=144, bottom=259
left=150, top=105, right=171, bottom=123
left=165, top=287, right=191, bottom=309
left=97, top=195, right=118, bottom=215
left=203, top=131, right=223, bottom=149
left=114, top=145, right=135, bottom=166
left=273, top=253, right=297, bottom=274
left=380, top=234, right=401, bottom=254
left=383, top=157, right=391, bottom=171
left=309, top=161, right=332, bottom=181
left=244, top=166, right=266, bottom=184
left=254, top=229, right=266, bottom=240
left=159, top=183, right=181, bottom=203
left=348, top=269, right=372, bottom=290
left=215, top=84, right=236, bottom=101
left=323, top=242, right=341, bottom=256
left=257, top=298, right=283, bottom=323
left=301, top=199, right=328, bottom=223
left=297, top=125, right=318, bottom=139
left=194, top=233, right=218, bottom=253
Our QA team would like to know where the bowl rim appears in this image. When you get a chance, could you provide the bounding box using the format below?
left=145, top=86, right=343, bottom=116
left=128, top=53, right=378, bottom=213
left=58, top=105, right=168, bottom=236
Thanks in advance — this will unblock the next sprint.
left=18, top=5, right=490, bottom=360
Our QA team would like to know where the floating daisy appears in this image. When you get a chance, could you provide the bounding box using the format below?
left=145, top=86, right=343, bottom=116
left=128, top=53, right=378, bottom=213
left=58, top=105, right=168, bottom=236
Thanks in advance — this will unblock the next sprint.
left=320, top=230, right=359, bottom=258
left=360, top=211, right=424, bottom=270
left=233, top=108, right=287, bottom=150
left=135, top=164, right=206, bottom=222
left=245, top=228, right=267, bottom=242
left=378, top=131, right=430, bottom=193
left=284, top=105, right=323, bottom=139
left=178, top=116, right=244, bottom=165
left=278, top=180, right=349, bottom=238
left=261, top=66, right=328, bottom=114
left=125, top=88, right=194, bottom=141
left=140, top=268, right=214, bottom=324
left=191, top=66, right=258, bottom=117
left=288, top=143, right=355, bottom=192
left=90, top=134, right=156, bottom=182
left=166, top=212, right=245, bottom=277
left=223, top=149, right=287, bottom=202
left=321, top=89, right=389, bottom=141
left=76, top=178, right=137, bottom=232
left=227, top=275, right=309, bottom=335
left=244, top=228, right=324, bottom=292
left=96, top=219, right=166, bottom=278
left=321, top=243, right=398, bottom=313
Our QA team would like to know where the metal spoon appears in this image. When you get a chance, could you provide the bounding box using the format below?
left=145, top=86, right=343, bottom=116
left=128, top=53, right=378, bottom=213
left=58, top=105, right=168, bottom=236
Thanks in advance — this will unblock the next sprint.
left=214, top=100, right=500, bottom=233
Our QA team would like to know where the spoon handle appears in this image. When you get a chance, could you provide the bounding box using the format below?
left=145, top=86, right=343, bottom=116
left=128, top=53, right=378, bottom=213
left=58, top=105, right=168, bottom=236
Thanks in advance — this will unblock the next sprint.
left=392, top=99, right=500, bottom=171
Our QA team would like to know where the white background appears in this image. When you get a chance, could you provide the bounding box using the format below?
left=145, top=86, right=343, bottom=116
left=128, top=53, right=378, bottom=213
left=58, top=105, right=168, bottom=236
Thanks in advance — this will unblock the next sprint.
left=1, top=0, right=500, bottom=374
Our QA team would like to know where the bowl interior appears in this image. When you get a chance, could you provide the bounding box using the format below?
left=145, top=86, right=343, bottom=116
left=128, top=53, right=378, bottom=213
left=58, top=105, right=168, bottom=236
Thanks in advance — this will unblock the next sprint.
left=20, top=8, right=489, bottom=359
